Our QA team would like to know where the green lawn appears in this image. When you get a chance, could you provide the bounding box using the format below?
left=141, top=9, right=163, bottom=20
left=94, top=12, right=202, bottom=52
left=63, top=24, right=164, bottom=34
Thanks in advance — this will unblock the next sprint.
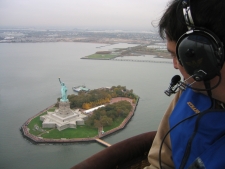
left=85, top=54, right=117, bottom=59
left=41, top=125, right=98, bottom=139
left=27, top=108, right=127, bottom=139
left=27, top=112, right=48, bottom=135
left=103, top=117, right=125, bottom=132
left=27, top=108, right=98, bottom=139
left=27, top=108, right=55, bottom=135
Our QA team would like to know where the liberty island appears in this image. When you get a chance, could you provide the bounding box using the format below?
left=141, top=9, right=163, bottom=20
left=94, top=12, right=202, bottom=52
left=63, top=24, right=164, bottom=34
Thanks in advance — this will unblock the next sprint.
left=20, top=79, right=139, bottom=145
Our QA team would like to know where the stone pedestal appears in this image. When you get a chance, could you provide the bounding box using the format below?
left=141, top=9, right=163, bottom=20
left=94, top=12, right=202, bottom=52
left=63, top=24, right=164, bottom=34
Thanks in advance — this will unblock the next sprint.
left=40, top=101, right=87, bottom=131
left=57, top=101, right=74, bottom=117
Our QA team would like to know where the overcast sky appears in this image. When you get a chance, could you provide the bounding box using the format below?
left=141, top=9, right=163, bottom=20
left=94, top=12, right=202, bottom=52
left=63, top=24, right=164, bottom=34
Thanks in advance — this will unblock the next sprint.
left=0, top=0, right=170, bottom=30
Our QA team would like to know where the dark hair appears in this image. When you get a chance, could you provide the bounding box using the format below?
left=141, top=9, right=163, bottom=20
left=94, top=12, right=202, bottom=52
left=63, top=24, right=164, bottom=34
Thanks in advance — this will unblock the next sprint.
left=159, top=0, right=225, bottom=43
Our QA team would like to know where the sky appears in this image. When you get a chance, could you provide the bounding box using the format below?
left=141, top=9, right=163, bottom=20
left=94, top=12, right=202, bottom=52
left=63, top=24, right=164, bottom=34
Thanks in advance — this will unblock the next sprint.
left=0, top=0, right=170, bottom=31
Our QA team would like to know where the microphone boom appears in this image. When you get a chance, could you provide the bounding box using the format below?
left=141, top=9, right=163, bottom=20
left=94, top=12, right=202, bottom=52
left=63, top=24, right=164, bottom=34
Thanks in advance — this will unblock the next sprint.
left=164, top=75, right=181, bottom=96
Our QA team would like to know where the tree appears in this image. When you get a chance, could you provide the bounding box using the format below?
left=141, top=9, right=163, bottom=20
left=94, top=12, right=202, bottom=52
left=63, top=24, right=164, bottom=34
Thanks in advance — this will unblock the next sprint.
left=94, top=120, right=101, bottom=128
left=85, top=117, right=94, bottom=127
left=85, top=100, right=133, bottom=128
left=100, top=116, right=113, bottom=127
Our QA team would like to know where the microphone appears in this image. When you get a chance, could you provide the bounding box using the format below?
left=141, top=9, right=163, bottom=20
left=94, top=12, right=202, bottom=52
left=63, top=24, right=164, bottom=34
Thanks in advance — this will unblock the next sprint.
left=164, top=75, right=181, bottom=96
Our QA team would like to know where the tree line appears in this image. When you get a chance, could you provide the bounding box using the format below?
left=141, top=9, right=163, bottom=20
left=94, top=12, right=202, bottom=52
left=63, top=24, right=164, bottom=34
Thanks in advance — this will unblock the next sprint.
left=56, top=85, right=137, bottom=109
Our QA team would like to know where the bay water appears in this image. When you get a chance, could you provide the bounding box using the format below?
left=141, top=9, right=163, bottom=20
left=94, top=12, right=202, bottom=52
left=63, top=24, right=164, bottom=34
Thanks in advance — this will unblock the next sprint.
left=0, top=42, right=179, bottom=169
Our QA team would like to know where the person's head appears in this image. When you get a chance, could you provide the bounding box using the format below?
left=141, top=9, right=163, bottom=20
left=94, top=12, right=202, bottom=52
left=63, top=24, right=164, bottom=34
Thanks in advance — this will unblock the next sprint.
left=159, top=0, right=225, bottom=101
left=159, top=0, right=225, bottom=43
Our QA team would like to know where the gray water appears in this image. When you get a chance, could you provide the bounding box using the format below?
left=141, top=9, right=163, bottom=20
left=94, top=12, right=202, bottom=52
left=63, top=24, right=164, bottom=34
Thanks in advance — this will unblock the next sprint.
left=0, top=42, right=179, bottom=169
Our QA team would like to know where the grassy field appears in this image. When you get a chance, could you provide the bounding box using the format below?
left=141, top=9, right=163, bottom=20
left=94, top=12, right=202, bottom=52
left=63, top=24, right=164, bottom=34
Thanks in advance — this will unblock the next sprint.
left=41, top=125, right=98, bottom=139
left=103, top=117, right=125, bottom=132
left=27, top=108, right=98, bottom=139
left=27, top=108, right=55, bottom=135
left=27, top=108, right=127, bottom=139
left=85, top=53, right=117, bottom=59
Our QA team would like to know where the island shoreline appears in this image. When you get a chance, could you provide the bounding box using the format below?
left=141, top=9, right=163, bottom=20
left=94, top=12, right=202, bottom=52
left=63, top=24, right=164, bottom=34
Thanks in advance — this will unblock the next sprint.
left=20, top=97, right=139, bottom=145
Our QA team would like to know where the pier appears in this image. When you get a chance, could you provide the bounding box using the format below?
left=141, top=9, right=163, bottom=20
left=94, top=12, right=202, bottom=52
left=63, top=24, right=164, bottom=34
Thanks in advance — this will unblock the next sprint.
left=112, top=59, right=172, bottom=64
left=95, top=138, right=111, bottom=147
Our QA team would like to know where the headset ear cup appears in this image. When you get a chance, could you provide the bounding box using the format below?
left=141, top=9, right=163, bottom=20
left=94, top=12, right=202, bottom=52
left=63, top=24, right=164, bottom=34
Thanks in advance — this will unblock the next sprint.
left=176, top=29, right=224, bottom=81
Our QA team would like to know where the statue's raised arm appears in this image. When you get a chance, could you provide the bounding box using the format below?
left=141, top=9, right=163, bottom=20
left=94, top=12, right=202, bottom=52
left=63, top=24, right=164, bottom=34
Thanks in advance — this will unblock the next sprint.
left=59, top=78, right=62, bottom=85
left=58, top=78, right=68, bottom=102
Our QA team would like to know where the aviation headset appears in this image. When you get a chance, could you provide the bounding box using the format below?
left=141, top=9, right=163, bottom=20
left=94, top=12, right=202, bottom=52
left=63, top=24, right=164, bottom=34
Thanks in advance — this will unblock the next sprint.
left=176, top=0, right=224, bottom=82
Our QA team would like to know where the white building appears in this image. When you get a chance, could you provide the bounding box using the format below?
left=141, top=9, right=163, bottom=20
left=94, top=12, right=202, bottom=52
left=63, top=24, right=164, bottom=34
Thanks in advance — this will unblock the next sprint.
left=83, top=105, right=105, bottom=114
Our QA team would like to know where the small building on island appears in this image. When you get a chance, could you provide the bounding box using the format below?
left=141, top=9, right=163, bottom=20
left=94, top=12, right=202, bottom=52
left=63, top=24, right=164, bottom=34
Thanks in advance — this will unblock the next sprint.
left=72, top=85, right=90, bottom=92
left=83, top=105, right=105, bottom=114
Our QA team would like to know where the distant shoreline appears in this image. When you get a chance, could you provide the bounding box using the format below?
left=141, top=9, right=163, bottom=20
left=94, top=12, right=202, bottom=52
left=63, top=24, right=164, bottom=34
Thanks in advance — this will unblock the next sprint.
left=1, top=40, right=171, bottom=59
left=83, top=43, right=171, bottom=59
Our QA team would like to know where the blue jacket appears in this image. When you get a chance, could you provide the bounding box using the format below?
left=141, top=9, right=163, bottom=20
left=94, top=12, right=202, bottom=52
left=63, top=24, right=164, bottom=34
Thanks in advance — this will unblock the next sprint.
left=169, top=88, right=225, bottom=169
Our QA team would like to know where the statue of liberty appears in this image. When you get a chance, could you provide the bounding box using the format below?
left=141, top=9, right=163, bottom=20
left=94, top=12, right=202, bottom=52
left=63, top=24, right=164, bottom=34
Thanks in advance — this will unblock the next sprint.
left=58, top=78, right=68, bottom=102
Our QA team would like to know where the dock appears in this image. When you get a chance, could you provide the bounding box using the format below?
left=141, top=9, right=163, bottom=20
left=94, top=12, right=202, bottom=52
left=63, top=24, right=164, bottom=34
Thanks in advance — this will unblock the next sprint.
left=112, top=59, right=172, bottom=64
left=95, top=138, right=111, bottom=147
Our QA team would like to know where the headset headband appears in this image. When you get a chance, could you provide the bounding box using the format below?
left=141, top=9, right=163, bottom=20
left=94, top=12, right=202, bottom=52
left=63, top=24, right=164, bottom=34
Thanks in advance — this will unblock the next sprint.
left=182, top=0, right=194, bottom=30
left=176, top=0, right=224, bottom=81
